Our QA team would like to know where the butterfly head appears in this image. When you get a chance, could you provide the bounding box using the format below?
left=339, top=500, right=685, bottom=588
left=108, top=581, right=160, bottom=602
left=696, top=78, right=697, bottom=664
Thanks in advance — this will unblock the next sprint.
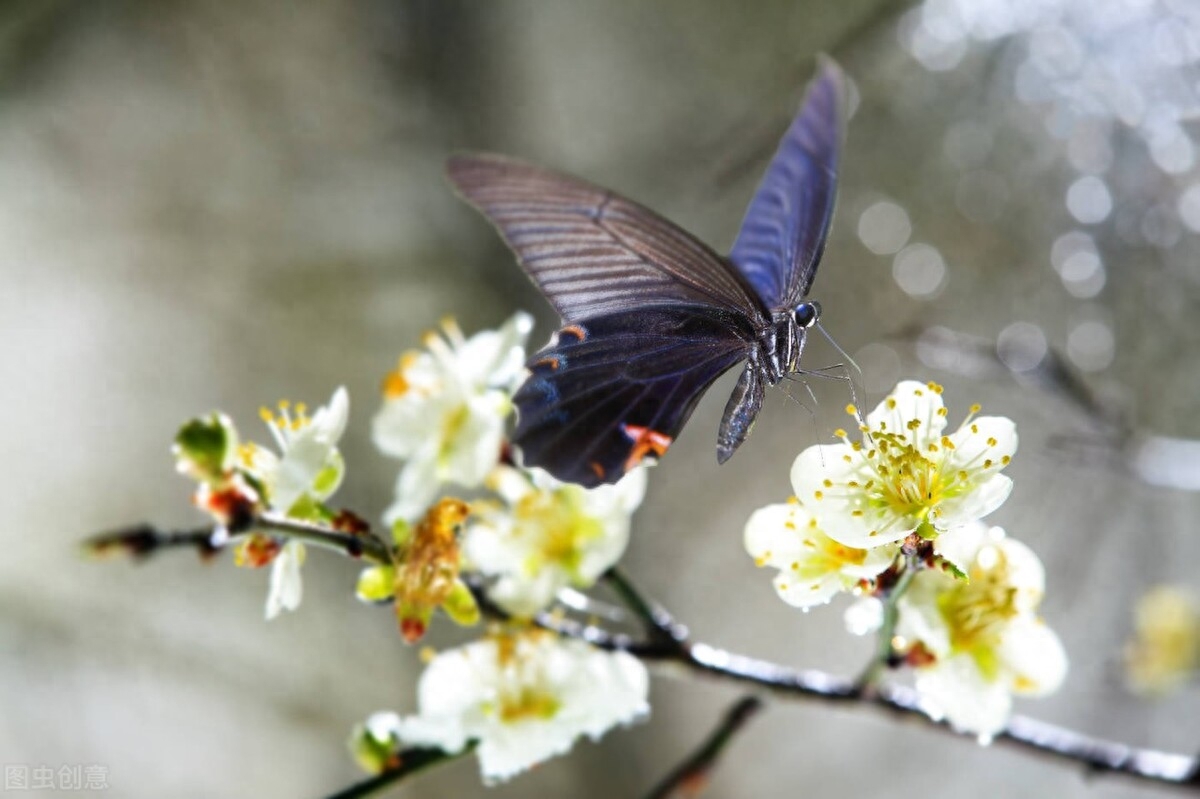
left=793, top=300, right=822, bottom=329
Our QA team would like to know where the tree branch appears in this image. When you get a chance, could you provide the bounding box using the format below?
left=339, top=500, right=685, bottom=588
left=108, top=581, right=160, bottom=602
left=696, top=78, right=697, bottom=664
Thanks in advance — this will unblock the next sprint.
left=89, top=515, right=1200, bottom=792
left=642, top=696, right=763, bottom=799
left=322, top=746, right=471, bottom=799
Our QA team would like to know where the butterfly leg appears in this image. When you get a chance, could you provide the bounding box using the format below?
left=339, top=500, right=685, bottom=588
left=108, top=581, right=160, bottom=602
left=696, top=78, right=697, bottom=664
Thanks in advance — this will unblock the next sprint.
left=717, top=362, right=766, bottom=464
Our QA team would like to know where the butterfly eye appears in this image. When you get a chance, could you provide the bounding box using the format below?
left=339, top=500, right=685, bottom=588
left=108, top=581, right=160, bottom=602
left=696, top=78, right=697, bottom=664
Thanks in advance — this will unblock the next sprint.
left=794, top=300, right=822, bottom=328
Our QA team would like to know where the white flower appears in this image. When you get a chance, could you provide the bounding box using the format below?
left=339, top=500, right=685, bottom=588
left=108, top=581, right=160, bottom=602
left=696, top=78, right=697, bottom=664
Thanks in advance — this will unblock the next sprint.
left=265, top=540, right=306, bottom=620
left=1124, top=586, right=1200, bottom=696
left=791, top=380, right=1017, bottom=548
left=744, top=501, right=895, bottom=609
left=373, top=312, right=533, bottom=523
left=895, top=523, right=1067, bottom=737
left=464, top=465, right=647, bottom=617
left=391, top=631, right=649, bottom=783
left=235, top=387, right=348, bottom=620
left=243, top=387, right=350, bottom=515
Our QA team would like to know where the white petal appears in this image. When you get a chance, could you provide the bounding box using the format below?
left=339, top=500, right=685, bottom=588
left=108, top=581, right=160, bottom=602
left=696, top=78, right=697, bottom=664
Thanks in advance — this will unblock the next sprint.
left=744, top=504, right=810, bottom=567
left=844, top=597, right=884, bottom=636
left=867, top=381, right=948, bottom=449
left=442, top=396, right=507, bottom=487
left=487, top=569, right=566, bottom=618
left=946, top=415, right=1018, bottom=474
left=372, top=395, right=443, bottom=459
left=265, top=541, right=305, bottom=620
left=774, top=572, right=845, bottom=608
left=312, top=386, right=350, bottom=445
left=915, top=653, right=1013, bottom=737
left=931, top=520, right=992, bottom=573
left=999, top=617, right=1068, bottom=696
left=934, top=474, right=1012, bottom=529
left=383, top=445, right=442, bottom=524
left=993, top=537, right=1046, bottom=600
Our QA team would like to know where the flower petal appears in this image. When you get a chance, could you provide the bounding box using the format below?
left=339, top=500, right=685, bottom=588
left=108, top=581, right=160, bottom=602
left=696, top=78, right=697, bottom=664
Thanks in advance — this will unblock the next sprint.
left=867, top=380, right=948, bottom=450
left=999, top=617, right=1068, bottom=696
left=916, top=653, right=1013, bottom=737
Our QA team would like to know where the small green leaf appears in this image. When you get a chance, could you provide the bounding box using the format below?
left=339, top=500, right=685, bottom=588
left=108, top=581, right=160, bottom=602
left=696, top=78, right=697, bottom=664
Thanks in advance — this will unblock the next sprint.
left=356, top=565, right=396, bottom=603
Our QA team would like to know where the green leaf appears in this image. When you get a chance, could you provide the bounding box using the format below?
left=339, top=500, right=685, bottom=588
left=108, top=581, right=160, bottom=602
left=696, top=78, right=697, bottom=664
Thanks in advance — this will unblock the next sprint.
left=347, top=721, right=398, bottom=775
left=173, top=413, right=238, bottom=483
left=391, top=519, right=412, bottom=549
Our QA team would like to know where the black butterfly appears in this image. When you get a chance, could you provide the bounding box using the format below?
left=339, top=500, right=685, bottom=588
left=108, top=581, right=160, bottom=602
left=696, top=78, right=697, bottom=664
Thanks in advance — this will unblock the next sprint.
left=447, top=58, right=845, bottom=487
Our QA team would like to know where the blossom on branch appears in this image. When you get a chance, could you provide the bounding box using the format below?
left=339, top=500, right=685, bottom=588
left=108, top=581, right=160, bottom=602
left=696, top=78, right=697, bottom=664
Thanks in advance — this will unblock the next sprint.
left=373, top=312, right=533, bottom=524
left=463, top=465, right=647, bottom=617
left=744, top=500, right=896, bottom=609
left=356, top=497, right=480, bottom=643
left=380, top=629, right=649, bottom=782
left=895, top=523, right=1067, bottom=738
left=791, top=380, right=1017, bottom=548
left=173, top=387, right=351, bottom=620
left=1124, top=586, right=1200, bottom=696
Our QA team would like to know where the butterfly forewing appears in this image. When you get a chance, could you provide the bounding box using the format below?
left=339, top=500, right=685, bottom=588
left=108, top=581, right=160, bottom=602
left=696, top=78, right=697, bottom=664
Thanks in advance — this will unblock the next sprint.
left=514, top=307, right=753, bottom=486
left=728, top=58, right=844, bottom=309
left=447, top=154, right=769, bottom=324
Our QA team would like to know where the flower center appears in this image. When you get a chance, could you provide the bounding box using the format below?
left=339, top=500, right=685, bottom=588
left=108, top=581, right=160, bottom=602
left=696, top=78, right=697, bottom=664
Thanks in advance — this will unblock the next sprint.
left=937, top=545, right=1020, bottom=674
left=872, top=432, right=946, bottom=519
left=496, top=686, right=562, bottom=723
left=514, top=489, right=602, bottom=577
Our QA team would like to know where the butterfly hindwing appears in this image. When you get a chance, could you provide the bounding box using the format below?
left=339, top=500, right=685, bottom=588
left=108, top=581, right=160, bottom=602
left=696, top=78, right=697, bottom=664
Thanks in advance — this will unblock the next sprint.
left=729, top=57, right=845, bottom=309
left=514, top=307, right=754, bottom=486
left=447, top=154, right=768, bottom=325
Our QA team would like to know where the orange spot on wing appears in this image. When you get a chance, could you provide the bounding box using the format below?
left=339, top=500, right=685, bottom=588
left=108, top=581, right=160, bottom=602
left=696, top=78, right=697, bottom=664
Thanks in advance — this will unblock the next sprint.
left=533, top=356, right=561, bottom=371
left=589, top=461, right=606, bottom=480
left=621, top=424, right=673, bottom=472
left=559, top=324, right=586, bottom=342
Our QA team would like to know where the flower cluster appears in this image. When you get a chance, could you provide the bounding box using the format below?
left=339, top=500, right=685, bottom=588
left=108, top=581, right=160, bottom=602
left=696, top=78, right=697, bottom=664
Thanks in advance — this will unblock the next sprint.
left=356, top=314, right=650, bottom=779
left=174, top=387, right=350, bottom=619
left=745, top=380, right=1065, bottom=736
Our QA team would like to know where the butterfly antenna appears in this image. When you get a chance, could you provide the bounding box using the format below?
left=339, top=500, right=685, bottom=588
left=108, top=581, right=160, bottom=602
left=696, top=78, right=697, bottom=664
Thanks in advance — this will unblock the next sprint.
left=816, top=322, right=862, bottom=378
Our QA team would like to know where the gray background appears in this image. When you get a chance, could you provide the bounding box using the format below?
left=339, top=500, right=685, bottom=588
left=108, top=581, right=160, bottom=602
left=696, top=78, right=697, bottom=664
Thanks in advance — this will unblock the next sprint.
left=3, top=1, right=1198, bottom=797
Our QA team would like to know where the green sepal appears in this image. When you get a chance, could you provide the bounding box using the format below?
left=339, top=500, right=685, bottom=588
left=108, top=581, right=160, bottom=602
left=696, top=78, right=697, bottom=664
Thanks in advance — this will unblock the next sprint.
left=348, top=721, right=398, bottom=775
left=391, top=519, right=412, bottom=549
left=356, top=565, right=396, bottom=603
left=443, top=580, right=481, bottom=627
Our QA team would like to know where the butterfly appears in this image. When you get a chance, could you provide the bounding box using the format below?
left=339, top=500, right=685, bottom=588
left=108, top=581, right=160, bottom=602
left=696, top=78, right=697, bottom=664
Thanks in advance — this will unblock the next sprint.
left=447, top=58, right=845, bottom=487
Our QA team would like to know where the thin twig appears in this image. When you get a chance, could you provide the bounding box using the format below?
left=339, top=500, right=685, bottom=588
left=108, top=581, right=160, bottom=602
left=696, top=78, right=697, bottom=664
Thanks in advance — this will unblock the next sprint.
left=854, top=546, right=919, bottom=691
left=81, top=513, right=391, bottom=566
left=321, top=746, right=471, bottom=799
left=643, top=696, right=764, bottom=799
left=604, top=568, right=689, bottom=645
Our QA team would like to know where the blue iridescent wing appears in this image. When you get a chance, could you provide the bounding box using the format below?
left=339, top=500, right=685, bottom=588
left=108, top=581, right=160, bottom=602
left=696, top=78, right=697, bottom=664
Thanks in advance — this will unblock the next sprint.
left=729, top=57, right=845, bottom=309
left=514, top=307, right=754, bottom=486
left=447, top=154, right=769, bottom=324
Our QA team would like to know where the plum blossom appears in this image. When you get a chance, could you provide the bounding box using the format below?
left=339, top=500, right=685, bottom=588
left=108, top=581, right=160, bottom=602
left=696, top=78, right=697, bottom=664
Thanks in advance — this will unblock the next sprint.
left=373, top=312, right=533, bottom=524
left=464, top=465, right=647, bottom=617
left=791, top=380, right=1017, bottom=549
left=383, top=630, right=649, bottom=782
left=744, top=500, right=896, bottom=609
left=1124, top=586, right=1200, bottom=696
left=895, top=522, right=1067, bottom=737
left=233, top=387, right=350, bottom=619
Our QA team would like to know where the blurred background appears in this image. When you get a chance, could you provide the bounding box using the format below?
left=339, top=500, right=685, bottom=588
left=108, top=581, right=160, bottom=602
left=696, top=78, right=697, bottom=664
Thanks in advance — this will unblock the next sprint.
left=4, top=0, right=1200, bottom=796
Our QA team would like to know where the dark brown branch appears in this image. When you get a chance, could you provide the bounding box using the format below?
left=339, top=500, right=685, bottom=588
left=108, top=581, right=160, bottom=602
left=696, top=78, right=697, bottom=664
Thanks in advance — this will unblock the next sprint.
left=321, top=745, right=471, bottom=799
left=643, top=696, right=763, bottom=799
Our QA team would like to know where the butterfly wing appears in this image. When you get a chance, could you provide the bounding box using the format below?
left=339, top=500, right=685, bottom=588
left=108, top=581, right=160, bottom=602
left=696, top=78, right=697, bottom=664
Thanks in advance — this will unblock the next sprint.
left=728, top=57, right=845, bottom=309
left=514, top=307, right=753, bottom=486
left=447, top=153, right=769, bottom=324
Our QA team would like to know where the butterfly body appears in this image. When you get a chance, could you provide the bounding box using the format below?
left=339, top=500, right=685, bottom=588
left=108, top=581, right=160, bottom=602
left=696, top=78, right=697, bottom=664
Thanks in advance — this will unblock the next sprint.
left=448, top=59, right=845, bottom=486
